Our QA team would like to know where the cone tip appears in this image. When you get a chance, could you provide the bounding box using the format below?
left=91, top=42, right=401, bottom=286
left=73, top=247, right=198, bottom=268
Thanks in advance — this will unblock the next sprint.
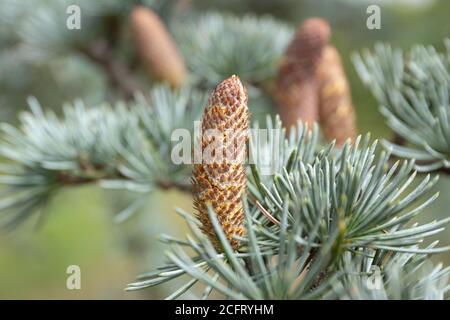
left=298, top=17, right=331, bottom=44
left=209, top=75, right=247, bottom=108
left=131, top=5, right=157, bottom=20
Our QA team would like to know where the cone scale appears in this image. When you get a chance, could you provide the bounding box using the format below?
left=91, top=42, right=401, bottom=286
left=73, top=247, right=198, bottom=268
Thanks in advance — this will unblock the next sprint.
left=317, top=46, right=357, bottom=145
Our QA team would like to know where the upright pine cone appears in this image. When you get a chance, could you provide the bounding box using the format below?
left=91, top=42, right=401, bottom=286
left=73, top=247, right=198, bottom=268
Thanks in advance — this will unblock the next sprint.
left=131, top=6, right=187, bottom=88
left=192, top=75, right=249, bottom=250
left=275, top=18, right=330, bottom=129
left=317, top=45, right=356, bottom=145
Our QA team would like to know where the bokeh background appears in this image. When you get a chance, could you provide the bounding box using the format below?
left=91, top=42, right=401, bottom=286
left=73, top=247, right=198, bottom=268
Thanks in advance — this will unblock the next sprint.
left=0, top=0, right=449, bottom=299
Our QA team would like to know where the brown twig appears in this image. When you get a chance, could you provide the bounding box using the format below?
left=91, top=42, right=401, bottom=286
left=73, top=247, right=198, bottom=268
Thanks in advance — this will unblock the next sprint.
left=57, top=169, right=193, bottom=194
left=256, top=201, right=280, bottom=225
left=392, top=132, right=406, bottom=146
left=157, top=178, right=193, bottom=193
left=80, top=39, right=143, bottom=100
left=57, top=172, right=98, bottom=185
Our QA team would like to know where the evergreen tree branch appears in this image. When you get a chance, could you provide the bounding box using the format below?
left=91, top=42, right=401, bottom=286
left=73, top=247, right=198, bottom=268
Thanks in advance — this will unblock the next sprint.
left=56, top=169, right=193, bottom=193
left=173, top=12, right=293, bottom=87
left=352, top=40, right=450, bottom=172
left=127, top=117, right=449, bottom=299
left=0, top=85, right=206, bottom=229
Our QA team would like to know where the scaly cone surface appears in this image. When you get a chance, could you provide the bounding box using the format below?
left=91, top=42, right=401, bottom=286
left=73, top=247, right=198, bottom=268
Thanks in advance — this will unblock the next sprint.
left=192, top=75, right=249, bottom=250
left=275, top=18, right=330, bottom=130
left=317, top=45, right=357, bottom=145
left=131, top=6, right=187, bottom=88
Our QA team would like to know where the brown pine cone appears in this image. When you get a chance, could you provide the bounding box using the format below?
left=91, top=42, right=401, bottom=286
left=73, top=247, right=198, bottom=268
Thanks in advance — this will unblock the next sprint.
left=275, top=18, right=330, bottom=130
left=131, top=6, right=187, bottom=88
left=317, top=45, right=357, bottom=145
left=192, top=75, right=249, bottom=251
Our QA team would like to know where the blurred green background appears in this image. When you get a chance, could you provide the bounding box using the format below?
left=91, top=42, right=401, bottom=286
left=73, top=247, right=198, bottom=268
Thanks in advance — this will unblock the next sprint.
left=0, top=0, right=449, bottom=299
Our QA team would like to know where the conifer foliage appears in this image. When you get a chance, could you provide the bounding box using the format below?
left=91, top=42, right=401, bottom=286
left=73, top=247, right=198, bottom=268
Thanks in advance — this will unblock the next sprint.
left=0, top=1, right=449, bottom=300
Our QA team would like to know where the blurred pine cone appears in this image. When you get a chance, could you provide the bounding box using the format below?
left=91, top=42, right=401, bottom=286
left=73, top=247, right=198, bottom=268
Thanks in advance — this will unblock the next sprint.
left=192, top=75, right=249, bottom=250
left=275, top=18, right=330, bottom=129
left=131, top=6, right=187, bottom=88
left=317, top=45, right=356, bottom=145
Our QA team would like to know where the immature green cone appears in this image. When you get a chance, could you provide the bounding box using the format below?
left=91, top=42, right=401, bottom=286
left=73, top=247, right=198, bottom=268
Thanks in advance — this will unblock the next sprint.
left=275, top=18, right=330, bottom=130
left=317, top=45, right=356, bottom=145
left=192, top=75, right=249, bottom=250
left=131, top=6, right=187, bottom=88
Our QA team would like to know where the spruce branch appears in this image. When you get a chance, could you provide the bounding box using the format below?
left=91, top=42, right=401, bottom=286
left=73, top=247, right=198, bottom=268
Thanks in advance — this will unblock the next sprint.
left=173, top=12, right=293, bottom=87
left=126, top=198, right=342, bottom=299
left=326, top=247, right=450, bottom=299
left=0, top=0, right=127, bottom=63
left=248, top=115, right=321, bottom=190
left=352, top=40, right=450, bottom=173
left=0, top=1, right=152, bottom=101
left=0, top=85, right=205, bottom=229
left=127, top=114, right=449, bottom=299
left=251, top=133, right=449, bottom=255
left=1, top=4, right=449, bottom=299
